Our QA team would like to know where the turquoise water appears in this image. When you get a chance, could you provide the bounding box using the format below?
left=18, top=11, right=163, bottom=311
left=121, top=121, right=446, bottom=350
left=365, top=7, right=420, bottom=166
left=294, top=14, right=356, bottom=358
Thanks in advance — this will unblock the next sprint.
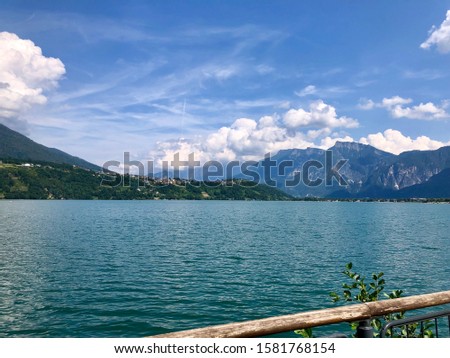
left=0, top=200, right=449, bottom=337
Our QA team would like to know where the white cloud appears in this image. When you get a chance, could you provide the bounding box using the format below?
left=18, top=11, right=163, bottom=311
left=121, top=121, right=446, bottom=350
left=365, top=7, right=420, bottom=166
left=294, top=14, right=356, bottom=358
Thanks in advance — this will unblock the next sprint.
left=358, top=98, right=375, bottom=110
left=277, top=101, right=291, bottom=109
left=403, top=69, right=445, bottom=80
left=202, top=65, right=239, bottom=80
left=154, top=114, right=315, bottom=163
left=283, top=100, right=359, bottom=129
left=152, top=101, right=359, bottom=163
left=389, top=101, right=448, bottom=120
left=256, top=64, right=274, bottom=75
left=319, top=135, right=354, bottom=149
left=295, top=84, right=350, bottom=98
left=156, top=126, right=450, bottom=166
left=359, top=129, right=450, bottom=155
left=295, top=85, right=317, bottom=97
left=381, top=96, right=412, bottom=108
left=152, top=101, right=450, bottom=165
left=0, top=32, right=65, bottom=127
left=361, top=96, right=450, bottom=120
left=421, top=10, right=450, bottom=53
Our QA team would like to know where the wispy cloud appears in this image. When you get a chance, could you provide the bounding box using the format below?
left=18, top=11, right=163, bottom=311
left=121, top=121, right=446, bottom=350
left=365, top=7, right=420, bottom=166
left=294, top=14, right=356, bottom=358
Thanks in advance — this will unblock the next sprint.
left=295, top=85, right=317, bottom=97
left=182, top=24, right=286, bottom=46
left=255, top=64, right=275, bottom=75
left=295, top=84, right=351, bottom=98
left=402, top=69, right=446, bottom=80
left=18, top=15, right=292, bottom=163
left=1, top=10, right=172, bottom=44
left=2, top=4, right=449, bottom=167
left=234, top=98, right=290, bottom=109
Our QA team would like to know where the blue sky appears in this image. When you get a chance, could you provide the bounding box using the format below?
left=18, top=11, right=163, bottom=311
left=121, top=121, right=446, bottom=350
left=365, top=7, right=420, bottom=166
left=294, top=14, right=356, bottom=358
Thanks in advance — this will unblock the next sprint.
left=1, top=0, right=450, bottom=166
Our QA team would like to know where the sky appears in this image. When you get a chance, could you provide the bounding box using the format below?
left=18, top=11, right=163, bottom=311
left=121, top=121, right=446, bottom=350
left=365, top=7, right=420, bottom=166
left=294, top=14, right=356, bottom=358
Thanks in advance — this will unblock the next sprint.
left=1, top=0, right=450, bottom=167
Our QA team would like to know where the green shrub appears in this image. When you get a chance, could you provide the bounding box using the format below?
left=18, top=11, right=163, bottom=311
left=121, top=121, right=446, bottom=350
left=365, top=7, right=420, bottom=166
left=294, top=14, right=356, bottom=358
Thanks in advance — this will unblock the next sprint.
left=295, top=263, right=434, bottom=338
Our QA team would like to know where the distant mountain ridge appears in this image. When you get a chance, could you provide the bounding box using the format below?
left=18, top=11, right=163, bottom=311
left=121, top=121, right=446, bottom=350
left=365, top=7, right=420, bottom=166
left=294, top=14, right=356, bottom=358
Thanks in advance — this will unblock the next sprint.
left=1, top=122, right=449, bottom=199
left=0, top=123, right=101, bottom=171
left=330, top=142, right=450, bottom=198
left=151, top=141, right=450, bottom=198
left=395, top=168, right=450, bottom=198
left=250, top=141, right=450, bottom=198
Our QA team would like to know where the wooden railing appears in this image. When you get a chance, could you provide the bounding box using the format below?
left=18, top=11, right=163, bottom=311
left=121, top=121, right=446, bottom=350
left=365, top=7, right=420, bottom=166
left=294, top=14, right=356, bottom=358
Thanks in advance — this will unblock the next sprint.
left=150, top=290, right=450, bottom=338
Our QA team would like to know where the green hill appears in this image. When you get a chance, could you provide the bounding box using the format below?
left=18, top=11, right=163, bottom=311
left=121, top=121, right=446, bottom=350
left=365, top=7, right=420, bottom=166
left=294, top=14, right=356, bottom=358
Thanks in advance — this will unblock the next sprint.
left=0, top=123, right=101, bottom=171
left=0, top=161, right=292, bottom=200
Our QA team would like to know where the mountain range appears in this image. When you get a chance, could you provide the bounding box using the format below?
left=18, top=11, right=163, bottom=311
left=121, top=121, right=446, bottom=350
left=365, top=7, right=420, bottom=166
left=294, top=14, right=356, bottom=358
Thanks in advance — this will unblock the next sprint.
left=252, top=141, right=450, bottom=198
left=1, top=123, right=449, bottom=199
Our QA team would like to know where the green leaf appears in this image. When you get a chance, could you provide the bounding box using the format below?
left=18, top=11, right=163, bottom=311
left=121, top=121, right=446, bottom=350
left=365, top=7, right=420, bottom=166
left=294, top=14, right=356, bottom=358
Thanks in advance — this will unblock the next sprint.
left=330, top=263, right=406, bottom=337
left=329, top=292, right=340, bottom=302
left=294, top=328, right=314, bottom=338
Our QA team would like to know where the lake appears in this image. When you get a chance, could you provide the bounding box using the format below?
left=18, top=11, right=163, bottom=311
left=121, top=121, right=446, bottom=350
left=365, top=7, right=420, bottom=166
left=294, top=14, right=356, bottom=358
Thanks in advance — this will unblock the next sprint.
left=0, top=200, right=449, bottom=337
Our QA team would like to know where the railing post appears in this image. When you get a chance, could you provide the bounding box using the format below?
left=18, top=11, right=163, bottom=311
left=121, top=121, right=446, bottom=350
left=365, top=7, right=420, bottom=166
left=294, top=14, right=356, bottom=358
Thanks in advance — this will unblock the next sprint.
left=356, top=319, right=373, bottom=338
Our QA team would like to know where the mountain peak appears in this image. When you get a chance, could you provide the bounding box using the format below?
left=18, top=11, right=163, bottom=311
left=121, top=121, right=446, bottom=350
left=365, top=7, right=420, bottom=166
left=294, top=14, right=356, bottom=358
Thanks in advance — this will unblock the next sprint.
left=330, top=141, right=368, bottom=151
left=329, top=141, right=395, bottom=158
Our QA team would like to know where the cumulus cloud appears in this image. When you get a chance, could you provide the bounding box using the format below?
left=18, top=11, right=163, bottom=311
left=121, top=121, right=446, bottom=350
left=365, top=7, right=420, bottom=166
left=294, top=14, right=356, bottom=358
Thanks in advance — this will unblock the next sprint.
left=390, top=101, right=449, bottom=120
left=360, top=96, right=450, bottom=120
left=360, top=129, right=450, bottom=155
left=420, top=10, right=450, bottom=53
left=155, top=115, right=314, bottom=163
left=152, top=101, right=359, bottom=163
left=0, top=32, right=65, bottom=128
left=153, top=110, right=450, bottom=169
left=283, top=100, right=359, bottom=129
left=156, top=126, right=450, bottom=166
left=150, top=96, right=450, bottom=165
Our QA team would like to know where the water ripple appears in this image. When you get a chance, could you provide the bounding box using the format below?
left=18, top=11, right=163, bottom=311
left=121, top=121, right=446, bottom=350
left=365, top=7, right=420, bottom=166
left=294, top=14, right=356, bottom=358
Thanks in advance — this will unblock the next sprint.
left=0, top=200, right=449, bottom=337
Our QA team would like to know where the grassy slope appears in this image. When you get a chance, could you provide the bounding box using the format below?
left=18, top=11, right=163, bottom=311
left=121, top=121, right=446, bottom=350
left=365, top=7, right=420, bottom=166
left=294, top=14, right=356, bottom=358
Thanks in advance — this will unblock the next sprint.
left=0, top=161, right=292, bottom=201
